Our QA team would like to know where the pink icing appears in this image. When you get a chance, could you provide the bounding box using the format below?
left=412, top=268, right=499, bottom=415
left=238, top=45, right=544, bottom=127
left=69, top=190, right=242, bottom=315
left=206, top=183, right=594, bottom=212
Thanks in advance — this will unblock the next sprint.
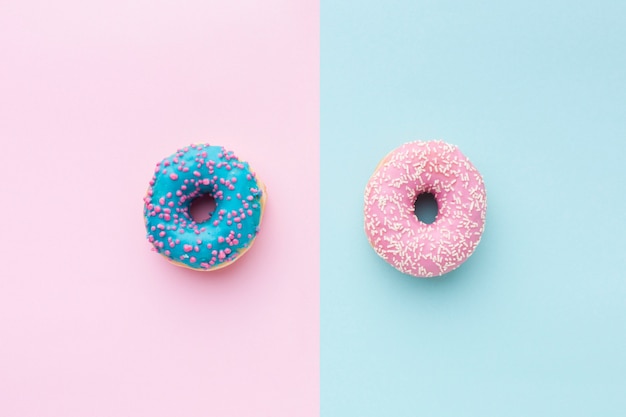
left=364, top=141, right=487, bottom=277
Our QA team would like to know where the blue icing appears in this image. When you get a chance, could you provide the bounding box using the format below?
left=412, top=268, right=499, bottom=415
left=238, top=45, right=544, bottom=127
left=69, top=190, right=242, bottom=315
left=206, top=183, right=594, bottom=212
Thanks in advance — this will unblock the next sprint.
left=144, top=144, right=265, bottom=270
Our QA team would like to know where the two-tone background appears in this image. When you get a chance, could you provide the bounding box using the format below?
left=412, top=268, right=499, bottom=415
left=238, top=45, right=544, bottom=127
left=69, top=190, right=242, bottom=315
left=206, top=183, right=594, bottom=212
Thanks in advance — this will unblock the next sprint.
left=1, top=0, right=625, bottom=416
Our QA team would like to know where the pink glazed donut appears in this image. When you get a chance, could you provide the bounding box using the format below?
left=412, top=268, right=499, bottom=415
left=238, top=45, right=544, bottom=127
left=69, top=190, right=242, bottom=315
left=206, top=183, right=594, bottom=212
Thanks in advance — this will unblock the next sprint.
left=364, top=140, right=487, bottom=277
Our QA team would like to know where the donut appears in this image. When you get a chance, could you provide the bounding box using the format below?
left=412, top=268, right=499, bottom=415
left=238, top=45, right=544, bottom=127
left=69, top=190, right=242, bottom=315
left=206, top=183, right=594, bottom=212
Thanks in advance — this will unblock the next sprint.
left=364, top=140, right=486, bottom=277
left=144, top=144, right=266, bottom=271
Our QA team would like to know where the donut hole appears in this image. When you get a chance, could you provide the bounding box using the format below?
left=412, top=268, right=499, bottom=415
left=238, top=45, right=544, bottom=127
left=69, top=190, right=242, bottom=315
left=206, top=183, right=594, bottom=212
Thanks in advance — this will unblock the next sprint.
left=414, top=192, right=438, bottom=224
left=188, top=194, right=216, bottom=223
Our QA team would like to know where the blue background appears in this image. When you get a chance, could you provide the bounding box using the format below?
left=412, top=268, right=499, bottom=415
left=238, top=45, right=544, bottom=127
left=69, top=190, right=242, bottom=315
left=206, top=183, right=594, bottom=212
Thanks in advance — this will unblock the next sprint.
left=321, top=1, right=626, bottom=415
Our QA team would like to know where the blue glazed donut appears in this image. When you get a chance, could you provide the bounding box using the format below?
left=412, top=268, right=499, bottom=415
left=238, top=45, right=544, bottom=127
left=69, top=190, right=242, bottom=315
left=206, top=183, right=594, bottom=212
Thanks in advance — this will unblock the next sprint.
left=144, top=144, right=266, bottom=271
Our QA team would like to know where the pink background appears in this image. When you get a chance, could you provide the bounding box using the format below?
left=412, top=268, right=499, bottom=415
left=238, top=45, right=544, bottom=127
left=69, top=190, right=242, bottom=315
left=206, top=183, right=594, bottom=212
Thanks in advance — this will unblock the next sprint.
left=0, top=1, right=319, bottom=416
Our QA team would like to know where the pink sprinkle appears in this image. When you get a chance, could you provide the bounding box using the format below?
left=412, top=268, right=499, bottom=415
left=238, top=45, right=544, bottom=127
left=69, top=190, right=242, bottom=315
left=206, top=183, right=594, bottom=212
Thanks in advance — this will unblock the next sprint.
left=247, top=196, right=253, bottom=201
left=166, top=192, right=172, bottom=198
left=193, top=171, right=201, bottom=177
left=159, top=231, right=165, bottom=237
left=206, top=243, right=212, bottom=249
left=183, top=244, right=193, bottom=252
left=224, top=248, right=231, bottom=254
left=218, top=250, right=226, bottom=260
left=218, top=236, right=225, bottom=243
left=189, top=257, right=196, bottom=263
left=169, top=173, right=178, bottom=180
left=159, top=197, right=165, bottom=205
